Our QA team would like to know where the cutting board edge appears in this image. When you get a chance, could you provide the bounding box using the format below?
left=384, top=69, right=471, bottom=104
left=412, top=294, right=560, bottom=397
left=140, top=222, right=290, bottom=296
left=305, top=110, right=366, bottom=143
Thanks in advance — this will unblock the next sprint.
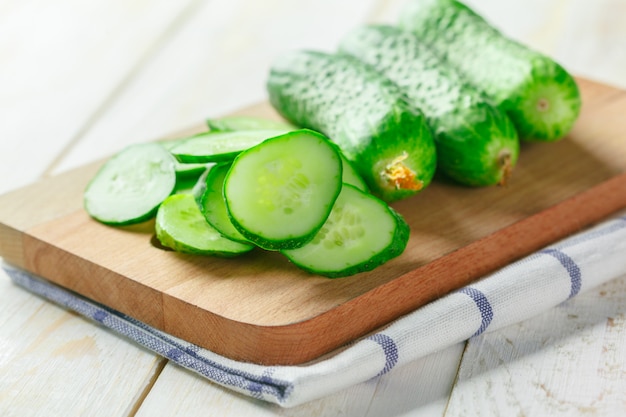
left=10, top=170, right=626, bottom=366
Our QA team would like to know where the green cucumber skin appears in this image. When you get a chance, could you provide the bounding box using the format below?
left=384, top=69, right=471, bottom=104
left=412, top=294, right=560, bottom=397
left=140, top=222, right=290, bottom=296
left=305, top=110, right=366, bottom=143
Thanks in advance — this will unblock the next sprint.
left=170, top=130, right=288, bottom=164
left=281, top=184, right=410, bottom=278
left=206, top=115, right=296, bottom=132
left=201, top=118, right=369, bottom=192
left=155, top=194, right=253, bottom=257
left=340, top=25, right=519, bottom=186
left=267, top=50, right=437, bottom=202
left=399, top=0, right=581, bottom=141
left=199, top=163, right=250, bottom=244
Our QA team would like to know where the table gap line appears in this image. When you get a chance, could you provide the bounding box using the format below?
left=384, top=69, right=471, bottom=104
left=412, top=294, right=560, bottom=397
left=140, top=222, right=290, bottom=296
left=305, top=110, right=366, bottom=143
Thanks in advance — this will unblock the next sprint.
left=127, top=357, right=169, bottom=417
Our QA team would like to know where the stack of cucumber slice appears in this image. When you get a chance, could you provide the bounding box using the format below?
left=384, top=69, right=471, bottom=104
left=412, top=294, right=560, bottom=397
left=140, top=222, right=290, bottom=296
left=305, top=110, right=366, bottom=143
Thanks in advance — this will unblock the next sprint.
left=84, top=123, right=410, bottom=278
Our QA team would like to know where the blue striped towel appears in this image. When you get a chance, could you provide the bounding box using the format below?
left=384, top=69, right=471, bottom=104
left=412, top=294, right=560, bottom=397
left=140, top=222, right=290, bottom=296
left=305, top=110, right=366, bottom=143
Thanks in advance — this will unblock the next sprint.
left=4, top=212, right=626, bottom=407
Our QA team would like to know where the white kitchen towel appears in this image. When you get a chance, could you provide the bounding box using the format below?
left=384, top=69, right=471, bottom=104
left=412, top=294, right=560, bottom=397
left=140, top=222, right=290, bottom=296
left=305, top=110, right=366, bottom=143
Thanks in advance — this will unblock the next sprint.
left=4, top=212, right=626, bottom=407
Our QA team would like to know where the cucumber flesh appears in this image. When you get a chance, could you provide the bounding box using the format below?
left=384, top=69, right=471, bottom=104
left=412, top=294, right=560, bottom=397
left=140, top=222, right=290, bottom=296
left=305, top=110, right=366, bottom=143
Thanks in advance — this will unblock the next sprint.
left=206, top=117, right=368, bottom=191
left=199, top=163, right=250, bottom=243
left=224, top=129, right=343, bottom=250
left=156, top=193, right=253, bottom=257
left=207, top=115, right=296, bottom=132
left=84, top=143, right=176, bottom=225
left=281, top=184, right=410, bottom=278
left=170, top=129, right=288, bottom=163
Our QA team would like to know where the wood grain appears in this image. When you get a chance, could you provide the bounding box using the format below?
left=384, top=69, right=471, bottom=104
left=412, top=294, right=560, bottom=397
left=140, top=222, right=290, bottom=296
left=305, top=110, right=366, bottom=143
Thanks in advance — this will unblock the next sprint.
left=1, top=78, right=626, bottom=365
left=445, top=274, right=626, bottom=416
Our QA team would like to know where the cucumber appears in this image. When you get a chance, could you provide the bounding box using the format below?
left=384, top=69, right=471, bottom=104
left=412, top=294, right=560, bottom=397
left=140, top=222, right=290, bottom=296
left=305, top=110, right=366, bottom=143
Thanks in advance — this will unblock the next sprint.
left=160, top=139, right=208, bottom=179
left=399, top=0, right=581, bottom=141
left=199, top=156, right=365, bottom=246
left=267, top=50, right=437, bottom=202
left=206, top=115, right=296, bottom=132
left=339, top=25, right=519, bottom=186
left=340, top=155, right=369, bottom=192
left=198, top=163, right=250, bottom=243
left=155, top=193, right=254, bottom=257
left=223, top=129, right=342, bottom=250
left=169, top=129, right=287, bottom=163
left=84, top=143, right=177, bottom=225
left=281, top=184, right=409, bottom=278
left=206, top=117, right=368, bottom=192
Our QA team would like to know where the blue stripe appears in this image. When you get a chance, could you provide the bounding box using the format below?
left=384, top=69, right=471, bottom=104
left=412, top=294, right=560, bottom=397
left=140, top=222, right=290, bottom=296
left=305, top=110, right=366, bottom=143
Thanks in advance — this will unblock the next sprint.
left=367, top=334, right=398, bottom=376
left=459, top=287, right=493, bottom=336
left=541, top=248, right=582, bottom=298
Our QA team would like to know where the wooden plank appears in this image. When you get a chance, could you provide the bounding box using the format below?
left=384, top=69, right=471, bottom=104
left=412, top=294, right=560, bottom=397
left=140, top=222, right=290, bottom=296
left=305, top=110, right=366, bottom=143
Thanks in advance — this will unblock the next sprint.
left=134, top=342, right=465, bottom=416
left=50, top=0, right=380, bottom=176
left=2, top=78, right=625, bottom=366
left=444, top=273, right=626, bottom=416
left=0, top=0, right=199, bottom=195
left=0, top=1, right=199, bottom=415
left=0, top=273, right=165, bottom=416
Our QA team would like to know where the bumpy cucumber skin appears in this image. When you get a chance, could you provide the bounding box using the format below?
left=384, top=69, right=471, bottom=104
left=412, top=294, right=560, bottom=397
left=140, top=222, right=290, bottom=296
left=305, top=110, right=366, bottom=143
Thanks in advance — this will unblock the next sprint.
left=340, top=25, right=519, bottom=186
left=281, top=184, right=410, bottom=278
left=155, top=194, right=254, bottom=257
left=267, top=50, right=437, bottom=202
left=399, top=0, right=581, bottom=142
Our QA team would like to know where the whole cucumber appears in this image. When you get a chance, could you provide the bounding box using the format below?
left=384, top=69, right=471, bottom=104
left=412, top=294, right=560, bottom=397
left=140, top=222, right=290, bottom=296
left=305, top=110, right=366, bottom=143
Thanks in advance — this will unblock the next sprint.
left=399, top=0, right=581, bottom=142
left=266, top=50, right=437, bottom=202
left=339, top=25, right=519, bottom=186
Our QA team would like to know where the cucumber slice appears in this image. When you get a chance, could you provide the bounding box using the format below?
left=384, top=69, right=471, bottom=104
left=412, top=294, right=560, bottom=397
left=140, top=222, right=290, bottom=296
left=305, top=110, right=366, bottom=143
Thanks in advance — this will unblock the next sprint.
left=281, top=184, right=410, bottom=278
left=189, top=164, right=212, bottom=202
left=204, top=118, right=368, bottom=191
left=224, top=129, right=343, bottom=250
left=340, top=154, right=369, bottom=192
left=173, top=174, right=202, bottom=195
left=161, top=139, right=209, bottom=179
left=169, top=129, right=288, bottom=163
left=155, top=193, right=254, bottom=257
left=207, top=115, right=296, bottom=132
left=199, top=163, right=250, bottom=243
left=84, top=143, right=176, bottom=225
left=173, top=162, right=208, bottom=179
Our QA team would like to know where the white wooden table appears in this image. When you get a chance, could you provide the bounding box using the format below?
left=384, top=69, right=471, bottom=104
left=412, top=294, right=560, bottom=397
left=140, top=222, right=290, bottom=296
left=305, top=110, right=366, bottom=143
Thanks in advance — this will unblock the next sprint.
left=2, top=1, right=626, bottom=415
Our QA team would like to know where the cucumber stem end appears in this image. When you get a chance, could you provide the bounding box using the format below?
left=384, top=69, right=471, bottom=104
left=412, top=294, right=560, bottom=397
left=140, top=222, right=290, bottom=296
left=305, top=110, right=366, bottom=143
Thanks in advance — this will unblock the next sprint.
left=497, top=151, right=513, bottom=186
left=536, top=97, right=550, bottom=113
left=381, top=152, right=423, bottom=191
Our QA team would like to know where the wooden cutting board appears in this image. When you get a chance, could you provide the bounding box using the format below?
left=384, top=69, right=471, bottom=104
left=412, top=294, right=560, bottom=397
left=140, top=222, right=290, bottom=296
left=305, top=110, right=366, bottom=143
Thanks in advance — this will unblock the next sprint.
left=1, top=78, right=626, bottom=366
